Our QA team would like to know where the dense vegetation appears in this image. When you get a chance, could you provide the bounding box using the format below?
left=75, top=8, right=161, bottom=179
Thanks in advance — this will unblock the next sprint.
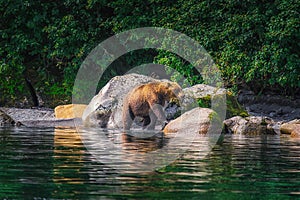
left=1, top=0, right=299, bottom=107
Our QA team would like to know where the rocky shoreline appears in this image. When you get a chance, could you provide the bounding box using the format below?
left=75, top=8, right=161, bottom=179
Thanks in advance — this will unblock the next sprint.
left=1, top=74, right=299, bottom=138
left=238, top=90, right=300, bottom=122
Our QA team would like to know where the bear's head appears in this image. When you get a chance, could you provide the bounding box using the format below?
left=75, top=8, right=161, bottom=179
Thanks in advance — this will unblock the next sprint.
left=160, top=82, right=183, bottom=104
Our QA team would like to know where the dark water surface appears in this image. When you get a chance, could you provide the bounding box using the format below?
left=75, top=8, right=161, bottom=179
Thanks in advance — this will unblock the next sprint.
left=0, top=127, right=299, bottom=199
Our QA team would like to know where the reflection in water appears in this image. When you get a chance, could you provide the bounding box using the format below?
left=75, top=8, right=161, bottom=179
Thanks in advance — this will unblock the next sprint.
left=53, top=128, right=85, bottom=184
left=78, top=127, right=214, bottom=173
left=0, top=127, right=300, bottom=199
left=121, top=132, right=166, bottom=153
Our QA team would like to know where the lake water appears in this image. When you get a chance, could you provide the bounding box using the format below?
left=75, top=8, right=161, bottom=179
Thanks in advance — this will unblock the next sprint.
left=0, top=127, right=299, bottom=199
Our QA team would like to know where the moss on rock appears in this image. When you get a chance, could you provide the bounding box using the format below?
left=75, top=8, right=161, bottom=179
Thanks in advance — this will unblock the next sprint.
left=185, top=85, right=248, bottom=119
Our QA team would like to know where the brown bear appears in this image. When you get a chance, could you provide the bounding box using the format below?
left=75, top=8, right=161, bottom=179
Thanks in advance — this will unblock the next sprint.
left=122, top=81, right=182, bottom=130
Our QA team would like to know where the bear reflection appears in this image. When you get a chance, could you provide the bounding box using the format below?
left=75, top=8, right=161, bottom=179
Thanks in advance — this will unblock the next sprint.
left=121, top=131, right=168, bottom=153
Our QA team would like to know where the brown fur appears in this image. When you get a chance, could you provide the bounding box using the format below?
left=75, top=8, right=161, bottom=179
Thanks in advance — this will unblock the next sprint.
left=122, top=82, right=182, bottom=130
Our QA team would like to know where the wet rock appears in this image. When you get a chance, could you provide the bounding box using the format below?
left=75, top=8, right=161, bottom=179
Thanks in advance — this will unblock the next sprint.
left=20, top=118, right=82, bottom=127
left=267, top=122, right=282, bottom=135
left=223, top=116, right=247, bottom=134
left=280, top=119, right=300, bottom=137
left=55, top=104, right=87, bottom=119
left=163, top=107, right=216, bottom=134
left=0, top=109, right=16, bottom=126
left=83, top=109, right=112, bottom=128
left=223, top=116, right=277, bottom=135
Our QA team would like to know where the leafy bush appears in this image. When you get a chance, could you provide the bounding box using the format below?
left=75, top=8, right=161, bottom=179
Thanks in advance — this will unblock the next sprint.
left=1, top=0, right=299, bottom=107
left=0, top=0, right=113, bottom=107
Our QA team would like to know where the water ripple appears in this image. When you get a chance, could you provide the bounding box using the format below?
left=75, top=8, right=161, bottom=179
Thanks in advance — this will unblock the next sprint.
left=0, top=127, right=299, bottom=199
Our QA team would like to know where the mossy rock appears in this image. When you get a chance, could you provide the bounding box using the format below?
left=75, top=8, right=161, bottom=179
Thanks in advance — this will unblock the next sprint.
left=197, top=93, right=248, bottom=119
left=183, top=84, right=248, bottom=119
left=225, top=92, right=249, bottom=118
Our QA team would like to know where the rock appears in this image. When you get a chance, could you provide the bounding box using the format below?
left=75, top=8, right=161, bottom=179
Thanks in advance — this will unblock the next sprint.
left=165, top=103, right=181, bottom=120
left=223, top=116, right=247, bottom=134
left=280, top=120, right=300, bottom=136
left=20, top=118, right=82, bottom=127
left=291, top=129, right=300, bottom=138
left=0, top=107, right=80, bottom=128
left=183, top=84, right=248, bottom=118
left=183, top=84, right=226, bottom=99
left=163, top=107, right=215, bottom=134
left=267, top=122, right=282, bottom=135
left=280, top=124, right=299, bottom=134
left=182, top=84, right=225, bottom=109
left=83, top=109, right=112, bottom=128
left=0, top=107, right=55, bottom=122
left=223, top=116, right=277, bottom=135
left=0, top=109, right=16, bottom=126
left=238, top=89, right=300, bottom=122
left=82, top=73, right=182, bottom=128
left=55, top=104, right=87, bottom=119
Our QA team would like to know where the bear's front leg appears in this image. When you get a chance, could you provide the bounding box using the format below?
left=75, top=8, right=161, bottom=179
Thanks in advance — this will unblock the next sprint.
left=146, top=104, right=167, bottom=130
left=151, top=103, right=167, bottom=122
left=146, top=109, right=157, bottom=130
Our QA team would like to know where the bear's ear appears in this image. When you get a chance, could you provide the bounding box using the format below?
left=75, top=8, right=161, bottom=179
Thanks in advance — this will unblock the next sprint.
left=165, top=82, right=172, bottom=87
left=159, top=82, right=169, bottom=89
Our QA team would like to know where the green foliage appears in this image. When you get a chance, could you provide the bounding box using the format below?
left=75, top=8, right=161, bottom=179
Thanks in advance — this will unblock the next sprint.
left=1, top=0, right=299, bottom=107
left=0, top=0, right=113, bottom=106
left=108, top=0, right=299, bottom=95
left=197, top=95, right=211, bottom=108
left=155, top=51, right=203, bottom=86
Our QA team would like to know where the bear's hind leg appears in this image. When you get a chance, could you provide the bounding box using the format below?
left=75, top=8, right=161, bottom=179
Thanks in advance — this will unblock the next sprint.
left=123, top=106, right=134, bottom=130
